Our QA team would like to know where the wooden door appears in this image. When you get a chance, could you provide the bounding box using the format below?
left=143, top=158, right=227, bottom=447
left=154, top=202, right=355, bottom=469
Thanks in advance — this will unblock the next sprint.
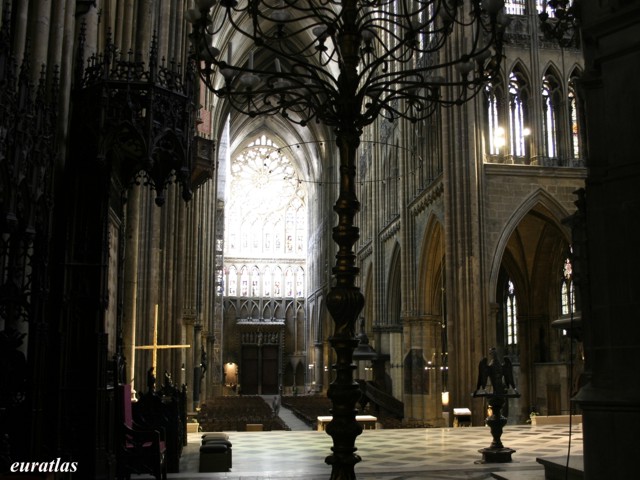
left=547, top=384, right=561, bottom=415
left=262, top=346, right=279, bottom=394
left=241, top=346, right=259, bottom=394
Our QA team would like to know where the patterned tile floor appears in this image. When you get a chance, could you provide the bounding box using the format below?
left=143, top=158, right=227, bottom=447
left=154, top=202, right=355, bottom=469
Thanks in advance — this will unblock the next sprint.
left=133, top=423, right=583, bottom=480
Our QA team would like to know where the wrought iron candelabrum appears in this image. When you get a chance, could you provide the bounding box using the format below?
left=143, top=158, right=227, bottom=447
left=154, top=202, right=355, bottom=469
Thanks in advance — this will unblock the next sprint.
left=188, top=0, right=506, bottom=478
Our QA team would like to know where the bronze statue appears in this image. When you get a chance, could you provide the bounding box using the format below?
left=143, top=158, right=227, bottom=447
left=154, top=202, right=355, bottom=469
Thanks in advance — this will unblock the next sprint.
left=200, top=346, right=208, bottom=379
left=475, top=347, right=518, bottom=396
left=472, top=347, right=520, bottom=463
left=163, top=370, right=173, bottom=388
left=147, top=367, right=156, bottom=393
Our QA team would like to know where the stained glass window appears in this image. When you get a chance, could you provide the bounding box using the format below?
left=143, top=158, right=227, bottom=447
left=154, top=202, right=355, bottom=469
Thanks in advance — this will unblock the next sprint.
left=568, top=80, right=581, bottom=159
left=508, top=71, right=529, bottom=158
left=561, top=257, right=575, bottom=315
left=505, top=279, right=518, bottom=346
left=224, top=135, right=307, bottom=299
left=506, top=0, right=526, bottom=15
left=485, top=80, right=504, bottom=155
left=542, top=73, right=561, bottom=159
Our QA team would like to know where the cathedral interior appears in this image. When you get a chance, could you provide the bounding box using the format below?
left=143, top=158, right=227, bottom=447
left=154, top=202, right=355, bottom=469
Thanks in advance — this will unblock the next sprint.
left=0, top=0, right=638, bottom=479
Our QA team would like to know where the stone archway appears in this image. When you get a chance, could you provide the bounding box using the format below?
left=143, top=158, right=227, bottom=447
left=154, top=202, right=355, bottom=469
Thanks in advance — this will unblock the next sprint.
left=492, top=202, right=573, bottom=420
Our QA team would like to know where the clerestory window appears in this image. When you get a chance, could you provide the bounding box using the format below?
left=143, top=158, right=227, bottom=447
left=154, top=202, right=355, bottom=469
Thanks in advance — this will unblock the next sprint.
left=506, top=0, right=527, bottom=15
left=505, top=279, right=518, bottom=347
left=542, top=72, right=562, bottom=159
left=485, top=80, right=504, bottom=155
left=508, top=70, right=530, bottom=158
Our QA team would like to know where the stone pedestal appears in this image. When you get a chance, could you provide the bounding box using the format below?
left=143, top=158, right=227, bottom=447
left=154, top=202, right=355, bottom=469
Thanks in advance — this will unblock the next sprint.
left=474, top=394, right=519, bottom=463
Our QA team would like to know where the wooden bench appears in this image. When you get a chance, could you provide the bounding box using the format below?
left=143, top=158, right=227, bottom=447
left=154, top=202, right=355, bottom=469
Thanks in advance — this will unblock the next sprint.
left=316, top=415, right=377, bottom=431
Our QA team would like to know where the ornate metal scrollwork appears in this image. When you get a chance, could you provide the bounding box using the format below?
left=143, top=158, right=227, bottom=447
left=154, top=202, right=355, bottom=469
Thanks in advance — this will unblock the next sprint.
left=72, top=27, right=196, bottom=205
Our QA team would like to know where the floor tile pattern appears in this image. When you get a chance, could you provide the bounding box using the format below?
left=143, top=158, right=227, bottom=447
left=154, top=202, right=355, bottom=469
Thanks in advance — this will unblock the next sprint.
left=132, top=423, right=582, bottom=480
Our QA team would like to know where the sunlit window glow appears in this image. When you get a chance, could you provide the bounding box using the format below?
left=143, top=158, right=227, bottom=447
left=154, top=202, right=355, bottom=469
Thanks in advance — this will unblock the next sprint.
left=569, top=86, right=580, bottom=158
left=505, top=279, right=518, bottom=346
left=224, top=135, right=307, bottom=299
left=542, top=73, right=561, bottom=159
left=561, top=257, right=575, bottom=315
left=508, top=71, right=528, bottom=157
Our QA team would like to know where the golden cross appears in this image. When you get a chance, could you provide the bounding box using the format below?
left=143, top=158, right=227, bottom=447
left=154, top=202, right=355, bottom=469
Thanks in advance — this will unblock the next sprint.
left=135, top=304, right=190, bottom=372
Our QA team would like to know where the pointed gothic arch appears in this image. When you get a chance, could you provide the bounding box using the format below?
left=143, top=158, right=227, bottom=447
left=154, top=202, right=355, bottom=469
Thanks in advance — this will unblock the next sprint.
left=488, top=190, right=574, bottom=420
left=489, top=189, right=571, bottom=297
left=417, top=216, right=445, bottom=315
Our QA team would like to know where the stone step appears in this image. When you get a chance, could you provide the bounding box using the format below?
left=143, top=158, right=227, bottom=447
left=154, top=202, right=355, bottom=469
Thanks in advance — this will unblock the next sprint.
left=537, top=455, right=584, bottom=480
left=491, top=472, right=544, bottom=480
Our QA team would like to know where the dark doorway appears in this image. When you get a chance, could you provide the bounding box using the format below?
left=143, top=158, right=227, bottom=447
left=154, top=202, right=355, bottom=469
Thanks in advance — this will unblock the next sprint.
left=241, top=344, right=280, bottom=394
left=241, top=346, right=259, bottom=394
left=262, top=346, right=279, bottom=394
left=547, top=384, right=561, bottom=415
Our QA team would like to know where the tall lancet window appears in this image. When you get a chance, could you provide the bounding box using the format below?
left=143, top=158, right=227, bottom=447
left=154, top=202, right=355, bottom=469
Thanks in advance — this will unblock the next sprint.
left=273, top=267, right=283, bottom=297
left=251, top=267, right=261, bottom=297
left=485, top=80, right=504, bottom=155
left=505, top=0, right=526, bottom=15
left=240, top=266, right=249, bottom=297
left=295, top=267, right=305, bottom=298
left=263, top=266, right=272, bottom=297
left=285, top=268, right=294, bottom=298
left=568, top=75, right=581, bottom=159
left=536, top=0, right=558, bottom=16
left=561, top=257, right=575, bottom=315
left=568, top=88, right=579, bottom=158
left=227, top=266, right=237, bottom=296
left=505, top=279, right=518, bottom=347
left=542, top=72, right=562, bottom=159
left=508, top=70, right=529, bottom=158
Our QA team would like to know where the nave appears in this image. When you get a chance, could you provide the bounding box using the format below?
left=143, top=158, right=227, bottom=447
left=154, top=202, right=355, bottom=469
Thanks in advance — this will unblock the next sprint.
left=132, top=424, right=582, bottom=480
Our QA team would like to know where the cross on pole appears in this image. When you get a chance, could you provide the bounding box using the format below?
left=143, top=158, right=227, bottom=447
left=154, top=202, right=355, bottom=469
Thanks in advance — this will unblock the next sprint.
left=135, top=304, right=190, bottom=373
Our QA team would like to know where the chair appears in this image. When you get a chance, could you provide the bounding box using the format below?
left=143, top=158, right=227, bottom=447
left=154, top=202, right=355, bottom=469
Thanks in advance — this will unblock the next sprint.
left=116, top=384, right=167, bottom=480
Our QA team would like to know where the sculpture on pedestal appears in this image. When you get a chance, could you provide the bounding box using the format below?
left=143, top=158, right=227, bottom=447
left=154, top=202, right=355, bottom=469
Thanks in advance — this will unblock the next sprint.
left=473, top=347, right=520, bottom=463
